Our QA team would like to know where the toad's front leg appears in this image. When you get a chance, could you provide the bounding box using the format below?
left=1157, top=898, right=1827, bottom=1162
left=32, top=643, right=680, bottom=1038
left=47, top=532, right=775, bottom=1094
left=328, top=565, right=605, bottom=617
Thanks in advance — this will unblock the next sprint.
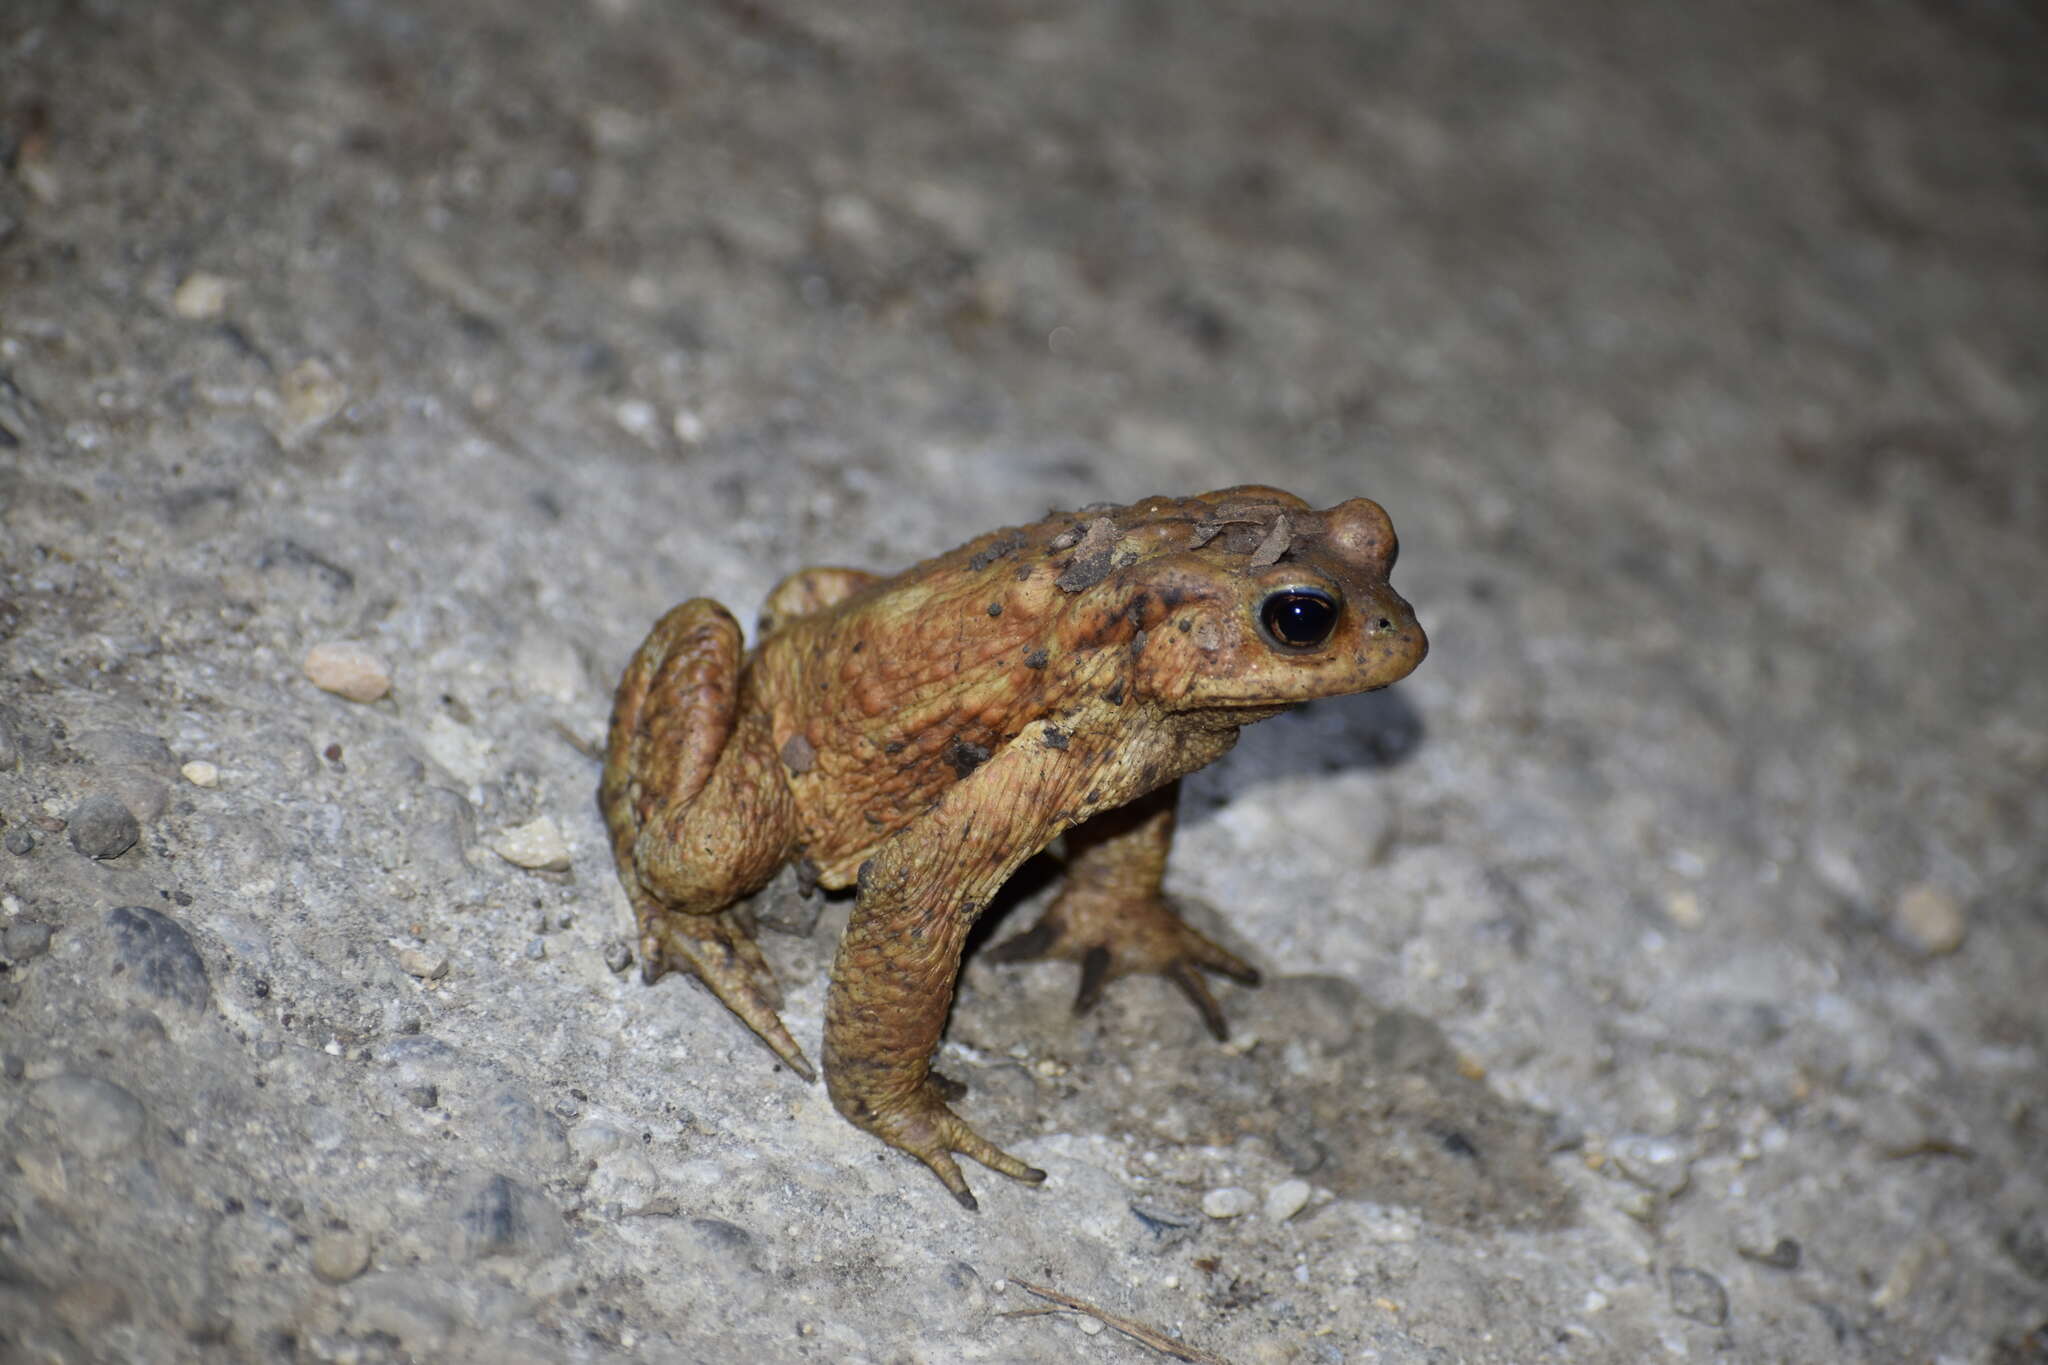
left=822, top=712, right=1147, bottom=1209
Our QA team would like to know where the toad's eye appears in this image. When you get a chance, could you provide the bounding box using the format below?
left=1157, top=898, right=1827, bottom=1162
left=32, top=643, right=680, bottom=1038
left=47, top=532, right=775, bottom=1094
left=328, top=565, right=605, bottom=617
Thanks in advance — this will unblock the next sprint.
left=1259, top=588, right=1339, bottom=650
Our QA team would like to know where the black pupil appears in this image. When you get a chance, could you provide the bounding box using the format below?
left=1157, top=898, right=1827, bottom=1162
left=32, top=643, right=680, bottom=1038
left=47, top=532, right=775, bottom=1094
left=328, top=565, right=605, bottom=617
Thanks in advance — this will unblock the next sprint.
left=1262, top=590, right=1338, bottom=648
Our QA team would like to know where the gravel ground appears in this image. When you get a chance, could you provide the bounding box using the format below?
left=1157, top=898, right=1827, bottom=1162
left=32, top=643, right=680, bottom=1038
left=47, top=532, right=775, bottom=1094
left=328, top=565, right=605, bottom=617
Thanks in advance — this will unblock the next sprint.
left=3, top=2, right=2045, bottom=1362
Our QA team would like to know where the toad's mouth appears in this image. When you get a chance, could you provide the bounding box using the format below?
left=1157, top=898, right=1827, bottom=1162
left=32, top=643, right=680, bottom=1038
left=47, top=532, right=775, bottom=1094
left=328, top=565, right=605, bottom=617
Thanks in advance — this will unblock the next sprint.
left=1178, top=700, right=1300, bottom=727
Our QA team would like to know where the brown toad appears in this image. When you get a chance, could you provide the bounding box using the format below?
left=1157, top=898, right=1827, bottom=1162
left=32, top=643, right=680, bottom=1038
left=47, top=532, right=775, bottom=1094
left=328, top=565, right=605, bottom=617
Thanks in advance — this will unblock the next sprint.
left=601, top=486, right=1427, bottom=1207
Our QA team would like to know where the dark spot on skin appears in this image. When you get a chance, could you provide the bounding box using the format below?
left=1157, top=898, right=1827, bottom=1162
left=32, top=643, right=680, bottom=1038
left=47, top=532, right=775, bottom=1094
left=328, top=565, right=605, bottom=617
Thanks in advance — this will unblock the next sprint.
left=968, top=531, right=1026, bottom=571
left=1041, top=726, right=1069, bottom=751
left=944, top=737, right=992, bottom=778
left=1105, top=680, right=1125, bottom=705
left=986, top=602, right=1002, bottom=617
left=1130, top=628, right=1147, bottom=657
left=1124, top=593, right=1149, bottom=624
left=1177, top=618, right=1192, bottom=632
left=856, top=860, right=874, bottom=893
left=1015, top=565, right=1032, bottom=580
left=883, top=740, right=905, bottom=755
left=1084, top=789, right=1100, bottom=804
left=852, top=640, right=865, bottom=653
left=1023, top=648, right=1048, bottom=669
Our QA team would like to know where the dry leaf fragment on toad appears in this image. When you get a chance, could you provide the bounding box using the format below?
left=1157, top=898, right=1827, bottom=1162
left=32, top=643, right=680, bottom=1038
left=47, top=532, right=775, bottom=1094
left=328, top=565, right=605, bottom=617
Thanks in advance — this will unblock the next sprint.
left=1055, top=516, right=1123, bottom=592
left=1247, top=513, right=1292, bottom=567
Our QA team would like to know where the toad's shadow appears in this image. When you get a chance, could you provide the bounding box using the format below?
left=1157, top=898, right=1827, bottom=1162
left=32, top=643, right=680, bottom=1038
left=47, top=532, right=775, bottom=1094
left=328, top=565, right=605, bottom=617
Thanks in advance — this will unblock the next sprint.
left=953, top=969, right=1577, bottom=1234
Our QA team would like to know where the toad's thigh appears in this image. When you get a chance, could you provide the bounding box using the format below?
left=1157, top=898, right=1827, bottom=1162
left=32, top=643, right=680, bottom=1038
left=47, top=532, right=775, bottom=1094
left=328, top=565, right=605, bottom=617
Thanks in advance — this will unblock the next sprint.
left=633, top=710, right=795, bottom=912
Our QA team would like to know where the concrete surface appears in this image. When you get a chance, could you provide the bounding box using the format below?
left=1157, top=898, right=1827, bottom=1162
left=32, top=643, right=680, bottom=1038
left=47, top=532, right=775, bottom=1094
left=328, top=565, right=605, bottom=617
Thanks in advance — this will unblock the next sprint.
left=2, top=1, right=2044, bottom=1361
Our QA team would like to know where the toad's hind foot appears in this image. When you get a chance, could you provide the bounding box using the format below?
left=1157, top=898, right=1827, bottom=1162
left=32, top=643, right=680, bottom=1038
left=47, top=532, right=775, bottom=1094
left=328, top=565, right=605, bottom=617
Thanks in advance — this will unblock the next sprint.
left=834, top=1076, right=1045, bottom=1211
left=987, top=892, right=1261, bottom=1042
left=642, top=909, right=816, bottom=1082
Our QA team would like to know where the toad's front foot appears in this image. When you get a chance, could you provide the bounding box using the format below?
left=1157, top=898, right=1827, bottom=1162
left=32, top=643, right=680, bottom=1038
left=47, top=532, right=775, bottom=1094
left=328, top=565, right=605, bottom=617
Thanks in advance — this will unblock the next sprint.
left=826, top=1066, right=1045, bottom=1210
left=987, top=892, right=1261, bottom=1041
left=642, top=909, right=815, bottom=1082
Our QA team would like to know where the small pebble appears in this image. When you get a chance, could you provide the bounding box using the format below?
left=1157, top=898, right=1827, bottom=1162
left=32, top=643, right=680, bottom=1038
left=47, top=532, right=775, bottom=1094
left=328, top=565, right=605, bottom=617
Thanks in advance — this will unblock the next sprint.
left=526, top=937, right=547, bottom=960
left=1202, top=1186, right=1256, bottom=1219
left=1892, top=883, right=1966, bottom=955
left=5, top=828, right=33, bottom=856
left=32, top=813, right=67, bottom=834
left=399, top=948, right=449, bottom=981
left=311, top=1228, right=372, bottom=1283
left=275, top=358, right=348, bottom=446
left=303, top=641, right=393, bottom=703
left=490, top=816, right=572, bottom=871
left=181, top=760, right=219, bottom=788
left=1667, top=1266, right=1729, bottom=1325
left=171, top=272, right=231, bottom=319
left=603, top=941, right=634, bottom=974
left=1264, top=1179, right=1312, bottom=1223
left=67, top=794, right=139, bottom=860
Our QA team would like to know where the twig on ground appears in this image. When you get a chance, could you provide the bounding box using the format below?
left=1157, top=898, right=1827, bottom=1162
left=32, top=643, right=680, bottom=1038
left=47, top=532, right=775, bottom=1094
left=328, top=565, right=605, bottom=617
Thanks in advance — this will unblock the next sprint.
left=1000, top=1277, right=1233, bottom=1365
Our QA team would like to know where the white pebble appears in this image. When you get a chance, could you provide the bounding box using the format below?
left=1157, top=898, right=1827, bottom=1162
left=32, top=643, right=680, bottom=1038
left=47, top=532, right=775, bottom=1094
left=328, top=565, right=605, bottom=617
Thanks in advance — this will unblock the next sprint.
left=275, top=358, right=348, bottom=446
left=1202, top=1186, right=1256, bottom=1219
left=180, top=760, right=219, bottom=788
left=1264, top=1179, right=1312, bottom=1223
left=491, top=816, right=572, bottom=871
left=303, top=642, right=392, bottom=703
left=613, top=398, right=660, bottom=441
left=1893, top=883, right=1966, bottom=955
left=399, top=948, right=449, bottom=981
left=171, top=273, right=231, bottom=319
left=310, top=1228, right=371, bottom=1283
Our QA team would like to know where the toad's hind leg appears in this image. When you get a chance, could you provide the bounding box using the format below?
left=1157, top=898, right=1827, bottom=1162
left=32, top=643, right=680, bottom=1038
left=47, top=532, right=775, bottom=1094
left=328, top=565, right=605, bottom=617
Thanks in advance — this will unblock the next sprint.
left=985, top=780, right=1260, bottom=1041
left=601, top=599, right=811, bottom=1080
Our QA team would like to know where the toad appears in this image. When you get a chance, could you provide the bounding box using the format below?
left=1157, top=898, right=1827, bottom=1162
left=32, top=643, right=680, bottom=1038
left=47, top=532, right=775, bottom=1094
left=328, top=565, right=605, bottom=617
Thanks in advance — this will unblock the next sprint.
left=601, top=486, right=1427, bottom=1207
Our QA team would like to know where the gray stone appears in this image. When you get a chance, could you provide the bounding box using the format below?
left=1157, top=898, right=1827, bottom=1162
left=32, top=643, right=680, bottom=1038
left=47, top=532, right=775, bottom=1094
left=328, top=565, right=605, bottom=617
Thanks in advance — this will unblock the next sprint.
left=34, top=1074, right=147, bottom=1160
left=71, top=729, right=179, bottom=774
left=3, top=919, right=53, bottom=962
left=348, top=1274, right=454, bottom=1354
left=68, top=794, right=139, bottom=860
left=478, top=1086, right=569, bottom=1168
left=105, top=906, right=211, bottom=1016
left=453, top=1174, right=566, bottom=1262
left=1668, top=1266, right=1730, bottom=1326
